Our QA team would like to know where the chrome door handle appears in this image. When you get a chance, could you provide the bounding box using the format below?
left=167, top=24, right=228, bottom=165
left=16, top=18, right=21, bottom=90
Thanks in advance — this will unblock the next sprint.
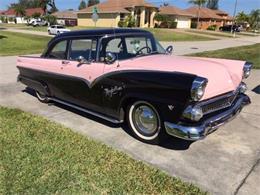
left=62, top=60, right=70, bottom=65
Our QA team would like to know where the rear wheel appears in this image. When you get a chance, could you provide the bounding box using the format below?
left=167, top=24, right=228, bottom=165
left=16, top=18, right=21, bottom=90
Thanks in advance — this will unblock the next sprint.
left=126, top=101, right=162, bottom=144
left=35, top=91, right=49, bottom=103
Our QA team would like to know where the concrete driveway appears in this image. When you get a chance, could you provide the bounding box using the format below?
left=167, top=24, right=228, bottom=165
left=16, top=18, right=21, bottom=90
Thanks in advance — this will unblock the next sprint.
left=0, top=56, right=259, bottom=195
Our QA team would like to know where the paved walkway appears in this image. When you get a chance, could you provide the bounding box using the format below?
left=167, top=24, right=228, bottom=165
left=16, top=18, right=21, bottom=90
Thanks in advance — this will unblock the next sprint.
left=0, top=56, right=260, bottom=195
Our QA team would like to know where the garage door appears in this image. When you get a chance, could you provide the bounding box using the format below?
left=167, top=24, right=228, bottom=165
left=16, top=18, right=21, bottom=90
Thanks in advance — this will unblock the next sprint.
left=177, top=17, right=191, bottom=29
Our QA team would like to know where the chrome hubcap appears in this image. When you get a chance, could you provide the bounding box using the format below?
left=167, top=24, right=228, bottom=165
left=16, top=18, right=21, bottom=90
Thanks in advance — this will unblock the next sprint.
left=133, top=105, right=158, bottom=135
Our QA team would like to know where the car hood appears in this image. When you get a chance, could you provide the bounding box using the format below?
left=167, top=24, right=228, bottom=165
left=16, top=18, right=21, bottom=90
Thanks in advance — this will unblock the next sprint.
left=118, top=55, right=245, bottom=100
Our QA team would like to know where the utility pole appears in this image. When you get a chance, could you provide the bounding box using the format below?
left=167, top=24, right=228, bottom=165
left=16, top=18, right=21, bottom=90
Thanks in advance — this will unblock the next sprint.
left=231, top=0, right=238, bottom=37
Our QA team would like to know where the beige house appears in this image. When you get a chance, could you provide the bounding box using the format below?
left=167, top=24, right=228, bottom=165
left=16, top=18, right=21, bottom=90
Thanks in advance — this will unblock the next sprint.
left=159, top=6, right=194, bottom=29
left=77, top=0, right=157, bottom=28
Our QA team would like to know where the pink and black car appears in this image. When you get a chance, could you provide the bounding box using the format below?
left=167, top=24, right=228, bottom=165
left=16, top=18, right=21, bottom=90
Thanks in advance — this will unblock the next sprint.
left=17, top=29, right=252, bottom=143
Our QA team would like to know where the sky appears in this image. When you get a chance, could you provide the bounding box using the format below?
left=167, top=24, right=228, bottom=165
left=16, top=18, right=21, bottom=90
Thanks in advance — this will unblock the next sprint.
left=0, top=0, right=259, bottom=15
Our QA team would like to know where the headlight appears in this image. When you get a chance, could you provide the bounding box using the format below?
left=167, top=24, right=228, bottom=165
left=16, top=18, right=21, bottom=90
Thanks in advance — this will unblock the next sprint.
left=183, top=105, right=203, bottom=121
left=243, top=62, right=253, bottom=79
left=191, top=77, right=208, bottom=101
left=239, top=82, right=247, bottom=93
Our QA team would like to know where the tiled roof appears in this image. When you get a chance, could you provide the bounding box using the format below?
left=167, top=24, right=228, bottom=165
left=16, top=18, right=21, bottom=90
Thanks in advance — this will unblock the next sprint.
left=213, top=9, right=228, bottom=16
left=159, top=6, right=194, bottom=17
left=52, top=11, right=77, bottom=19
left=25, top=8, right=44, bottom=16
left=1, top=7, right=44, bottom=16
left=79, top=0, right=157, bottom=14
left=185, top=6, right=224, bottom=20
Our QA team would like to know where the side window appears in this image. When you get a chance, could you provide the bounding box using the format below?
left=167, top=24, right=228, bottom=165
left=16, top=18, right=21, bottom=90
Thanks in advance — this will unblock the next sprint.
left=106, top=38, right=123, bottom=53
left=48, top=40, right=67, bottom=59
left=69, top=39, right=97, bottom=61
left=125, top=37, right=152, bottom=54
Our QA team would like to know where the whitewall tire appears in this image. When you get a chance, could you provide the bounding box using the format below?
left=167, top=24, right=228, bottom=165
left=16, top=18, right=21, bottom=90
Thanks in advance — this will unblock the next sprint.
left=127, top=101, right=161, bottom=143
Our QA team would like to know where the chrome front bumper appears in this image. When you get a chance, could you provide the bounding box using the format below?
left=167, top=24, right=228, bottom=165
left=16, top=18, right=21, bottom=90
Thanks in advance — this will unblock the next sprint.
left=164, top=94, right=251, bottom=141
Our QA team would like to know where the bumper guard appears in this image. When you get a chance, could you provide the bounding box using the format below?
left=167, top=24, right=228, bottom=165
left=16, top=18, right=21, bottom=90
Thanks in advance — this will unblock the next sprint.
left=164, top=94, right=251, bottom=141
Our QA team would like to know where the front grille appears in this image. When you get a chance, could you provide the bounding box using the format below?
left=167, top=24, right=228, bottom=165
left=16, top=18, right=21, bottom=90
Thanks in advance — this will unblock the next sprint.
left=200, top=92, right=238, bottom=115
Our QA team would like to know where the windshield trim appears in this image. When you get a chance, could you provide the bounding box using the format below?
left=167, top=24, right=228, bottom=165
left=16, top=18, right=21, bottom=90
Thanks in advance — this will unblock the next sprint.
left=97, top=33, right=165, bottom=62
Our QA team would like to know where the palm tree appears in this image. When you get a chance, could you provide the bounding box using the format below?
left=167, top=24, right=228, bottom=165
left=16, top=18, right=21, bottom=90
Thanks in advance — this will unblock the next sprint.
left=40, top=0, right=49, bottom=14
left=14, top=4, right=26, bottom=17
left=189, top=0, right=207, bottom=28
left=40, top=0, right=57, bottom=14
left=236, top=11, right=249, bottom=23
left=249, top=9, right=260, bottom=30
left=206, top=0, right=218, bottom=10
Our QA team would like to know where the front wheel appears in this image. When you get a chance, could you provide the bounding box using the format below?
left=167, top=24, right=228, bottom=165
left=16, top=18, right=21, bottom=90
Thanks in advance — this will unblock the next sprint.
left=35, top=91, right=50, bottom=103
left=127, top=101, right=162, bottom=144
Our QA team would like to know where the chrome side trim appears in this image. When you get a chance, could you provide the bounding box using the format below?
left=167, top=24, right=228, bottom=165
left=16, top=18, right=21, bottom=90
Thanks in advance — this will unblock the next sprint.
left=50, top=98, right=123, bottom=124
left=165, top=94, right=250, bottom=141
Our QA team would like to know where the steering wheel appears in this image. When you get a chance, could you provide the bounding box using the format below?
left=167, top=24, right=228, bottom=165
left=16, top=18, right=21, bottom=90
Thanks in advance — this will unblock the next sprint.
left=136, top=46, right=152, bottom=55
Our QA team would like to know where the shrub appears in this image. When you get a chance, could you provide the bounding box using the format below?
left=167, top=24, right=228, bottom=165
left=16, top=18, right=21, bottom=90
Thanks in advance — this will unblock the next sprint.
left=118, top=15, right=136, bottom=28
left=207, top=25, right=218, bottom=31
left=44, top=14, right=57, bottom=25
left=118, top=20, right=126, bottom=27
left=32, top=12, right=41, bottom=19
left=8, top=17, right=14, bottom=22
left=0, top=16, right=6, bottom=23
left=168, top=21, right=177, bottom=29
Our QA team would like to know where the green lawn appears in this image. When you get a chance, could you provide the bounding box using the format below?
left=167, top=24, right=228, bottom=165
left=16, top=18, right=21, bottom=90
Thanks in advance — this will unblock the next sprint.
left=0, top=107, right=206, bottom=194
left=186, top=29, right=235, bottom=38
left=189, top=43, right=260, bottom=69
left=0, top=31, right=50, bottom=56
left=1, top=23, right=216, bottom=42
left=147, top=28, right=217, bottom=42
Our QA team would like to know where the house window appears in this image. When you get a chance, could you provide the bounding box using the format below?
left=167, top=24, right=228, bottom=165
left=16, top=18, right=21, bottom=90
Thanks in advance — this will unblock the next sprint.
left=120, top=13, right=125, bottom=21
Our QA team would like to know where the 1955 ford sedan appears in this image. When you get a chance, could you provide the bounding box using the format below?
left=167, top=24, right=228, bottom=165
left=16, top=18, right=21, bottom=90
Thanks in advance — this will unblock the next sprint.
left=17, top=28, right=252, bottom=143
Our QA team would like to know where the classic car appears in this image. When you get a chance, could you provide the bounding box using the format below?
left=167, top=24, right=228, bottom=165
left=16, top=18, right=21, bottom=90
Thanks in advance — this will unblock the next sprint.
left=17, top=28, right=252, bottom=143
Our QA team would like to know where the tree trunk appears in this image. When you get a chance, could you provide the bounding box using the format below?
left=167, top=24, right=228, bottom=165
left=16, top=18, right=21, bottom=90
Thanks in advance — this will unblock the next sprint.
left=197, top=6, right=201, bottom=29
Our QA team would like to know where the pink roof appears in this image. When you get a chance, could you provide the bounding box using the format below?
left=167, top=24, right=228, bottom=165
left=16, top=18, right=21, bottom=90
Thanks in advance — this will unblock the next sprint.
left=159, top=6, right=194, bottom=17
left=185, top=6, right=224, bottom=20
left=79, top=0, right=157, bottom=13
left=1, top=7, right=44, bottom=16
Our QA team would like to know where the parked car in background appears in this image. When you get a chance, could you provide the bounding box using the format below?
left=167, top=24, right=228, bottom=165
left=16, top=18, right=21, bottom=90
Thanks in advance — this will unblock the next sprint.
left=17, top=29, right=252, bottom=144
left=48, top=25, right=71, bottom=35
left=28, top=18, right=47, bottom=27
left=219, top=25, right=242, bottom=32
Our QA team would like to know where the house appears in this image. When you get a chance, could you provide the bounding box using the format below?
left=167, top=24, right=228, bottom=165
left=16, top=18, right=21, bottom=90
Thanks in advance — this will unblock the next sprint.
left=52, top=11, right=78, bottom=26
left=213, top=9, right=233, bottom=25
left=0, top=8, right=44, bottom=24
left=185, top=7, right=233, bottom=29
left=158, top=6, right=194, bottom=29
left=77, top=0, right=158, bottom=28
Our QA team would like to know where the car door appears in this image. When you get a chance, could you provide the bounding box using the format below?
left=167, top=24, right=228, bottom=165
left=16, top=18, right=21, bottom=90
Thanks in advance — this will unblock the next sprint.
left=39, top=39, right=78, bottom=101
left=60, top=38, right=106, bottom=112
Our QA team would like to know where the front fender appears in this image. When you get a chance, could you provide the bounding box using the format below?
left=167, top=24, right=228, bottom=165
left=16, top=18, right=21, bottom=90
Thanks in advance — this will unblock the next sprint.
left=93, top=70, right=197, bottom=122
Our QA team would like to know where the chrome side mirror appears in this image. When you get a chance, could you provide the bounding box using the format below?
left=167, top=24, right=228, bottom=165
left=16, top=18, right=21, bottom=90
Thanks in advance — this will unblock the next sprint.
left=76, top=56, right=89, bottom=65
left=105, top=52, right=116, bottom=64
left=166, top=45, right=173, bottom=55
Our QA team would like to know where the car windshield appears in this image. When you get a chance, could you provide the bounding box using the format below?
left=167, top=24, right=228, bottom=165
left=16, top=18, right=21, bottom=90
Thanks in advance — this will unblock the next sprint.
left=99, top=35, right=166, bottom=61
left=57, top=26, right=65, bottom=29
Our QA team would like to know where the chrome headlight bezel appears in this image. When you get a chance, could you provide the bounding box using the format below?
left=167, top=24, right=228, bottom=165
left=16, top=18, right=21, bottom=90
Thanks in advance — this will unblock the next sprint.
left=191, top=77, right=208, bottom=102
left=243, top=62, right=253, bottom=79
